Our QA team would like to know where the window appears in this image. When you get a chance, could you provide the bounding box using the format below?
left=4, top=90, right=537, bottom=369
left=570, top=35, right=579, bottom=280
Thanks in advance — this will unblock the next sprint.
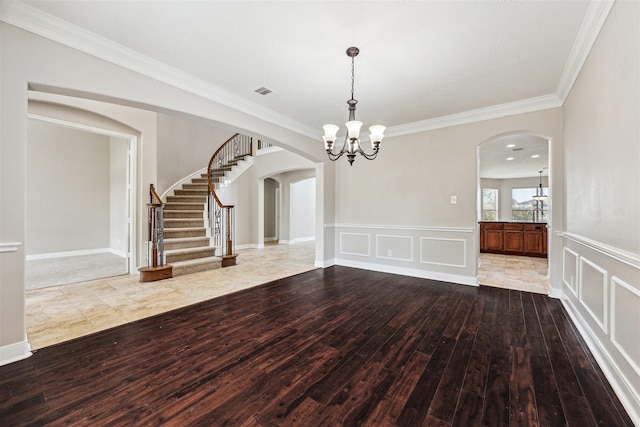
left=482, top=188, right=498, bottom=221
left=511, top=187, right=548, bottom=222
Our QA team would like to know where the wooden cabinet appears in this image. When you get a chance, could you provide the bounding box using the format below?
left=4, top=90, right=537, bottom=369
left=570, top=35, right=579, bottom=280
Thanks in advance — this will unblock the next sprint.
left=504, top=223, right=524, bottom=254
left=524, top=223, right=546, bottom=256
left=480, top=222, right=547, bottom=258
left=482, top=222, right=504, bottom=252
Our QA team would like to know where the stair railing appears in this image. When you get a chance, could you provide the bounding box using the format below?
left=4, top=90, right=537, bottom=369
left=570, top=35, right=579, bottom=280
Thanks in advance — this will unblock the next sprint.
left=147, top=184, right=165, bottom=268
left=207, top=133, right=253, bottom=263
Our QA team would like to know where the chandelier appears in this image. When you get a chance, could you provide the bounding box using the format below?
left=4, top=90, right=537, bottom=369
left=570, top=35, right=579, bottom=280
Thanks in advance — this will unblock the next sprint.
left=322, top=47, right=385, bottom=165
left=533, top=170, right=548, bottom=200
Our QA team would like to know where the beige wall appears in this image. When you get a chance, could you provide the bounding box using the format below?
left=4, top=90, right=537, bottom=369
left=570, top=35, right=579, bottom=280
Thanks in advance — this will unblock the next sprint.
left=26, top=120, right=111, bottom=255
left=564, top=2, right=639, bottom=253
left=333, top=108, right=563, bottom=286
left=156, top=113, right=234, bottom=195
left=560, top=1, right=639, bottom=422
left=110, top=137, right=129, bottom=256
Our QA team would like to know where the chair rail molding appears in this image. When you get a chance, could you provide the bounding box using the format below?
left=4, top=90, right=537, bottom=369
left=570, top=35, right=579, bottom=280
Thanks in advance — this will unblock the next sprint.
left=0, top=242, right=22, bottom=253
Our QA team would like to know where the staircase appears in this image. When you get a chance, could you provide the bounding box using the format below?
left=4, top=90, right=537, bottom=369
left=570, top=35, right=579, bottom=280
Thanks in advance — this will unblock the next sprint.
left=163, top=175, right=222, bottom=276
left=159, top=133, right=255, bottom=276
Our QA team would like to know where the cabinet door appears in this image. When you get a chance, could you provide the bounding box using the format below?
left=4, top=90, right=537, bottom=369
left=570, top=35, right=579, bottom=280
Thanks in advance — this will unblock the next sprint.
left=485, top=230, right=503, bottom=252
left=504, top=230, right=524, bottom=253
left=524, top=231, right=543, bottom=255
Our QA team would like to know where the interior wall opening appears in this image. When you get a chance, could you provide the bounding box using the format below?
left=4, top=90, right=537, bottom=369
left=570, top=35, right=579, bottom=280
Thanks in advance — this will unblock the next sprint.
left=25, top=117, right=136, bottom=290
left=476, top=132, right=551, bottom=294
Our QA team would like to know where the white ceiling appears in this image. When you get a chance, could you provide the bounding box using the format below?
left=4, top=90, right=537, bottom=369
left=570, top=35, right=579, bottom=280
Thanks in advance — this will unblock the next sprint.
left=6, top=1, right=601, bottom=177
left=479, top=134, right=549, bottom=179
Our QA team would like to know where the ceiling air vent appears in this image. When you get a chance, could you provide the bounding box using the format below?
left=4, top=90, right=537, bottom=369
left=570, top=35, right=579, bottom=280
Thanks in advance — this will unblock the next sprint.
left=252, top=85, right=274, bottom=96
left=512, top=148, right=524, bottom=152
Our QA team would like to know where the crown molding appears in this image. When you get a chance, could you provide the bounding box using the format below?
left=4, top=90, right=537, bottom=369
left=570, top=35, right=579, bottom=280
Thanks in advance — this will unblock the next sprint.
left=385, top=93, right=563, bottom=138
left=0, top=1, right=318, bottom=139
left=555, top=0, right=615, bottom=102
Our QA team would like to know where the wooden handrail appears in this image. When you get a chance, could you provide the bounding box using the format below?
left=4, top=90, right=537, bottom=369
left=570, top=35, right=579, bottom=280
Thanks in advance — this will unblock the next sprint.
left=206, top=133, right=239, bottom=209
left=150, top=184, right=163, bottom=205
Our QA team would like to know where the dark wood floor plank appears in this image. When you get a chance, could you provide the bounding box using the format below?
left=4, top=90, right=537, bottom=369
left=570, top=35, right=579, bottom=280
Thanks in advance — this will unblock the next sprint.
left=428, top=329, right=476, bottom=424
left=396, top=336, right=457, bottom=426
left=508, top=291, right=539, bottom=427
left=521, top=293, right=566, bottom=427
left=532, top=293, right=599, bottom=427
left=0, top=266, right=632, bottom=426
left=545, top=298, right=634, bottom=427
left=365, top=351, right=431, bottom=426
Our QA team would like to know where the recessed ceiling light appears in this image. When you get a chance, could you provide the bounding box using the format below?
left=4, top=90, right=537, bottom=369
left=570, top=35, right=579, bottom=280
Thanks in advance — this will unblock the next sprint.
left=507, top=157, right=514, bottom=161
left=531, top=154, right=540, bottom=158
left=507, top=144, right=516, bottom=148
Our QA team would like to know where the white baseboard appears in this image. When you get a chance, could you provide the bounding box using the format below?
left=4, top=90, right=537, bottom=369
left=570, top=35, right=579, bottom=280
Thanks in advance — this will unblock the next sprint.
left=0, top=340, right=32, bottom=367
left=315, top=258, right=336, bottom=268
left=108, top=248, right=127, bottom=258
left=235, top=243, right=260, bottom=250
left=562, top=298, right=640, bottom=425
left=264, top=237, right=278, bottom=242
left=548, top=287, right=564, bottom=299
left=26, top=247, right=114, bottom=260
left=335, top=258, right=478, bottom=287
left=278, top=237, right=315, bottom=245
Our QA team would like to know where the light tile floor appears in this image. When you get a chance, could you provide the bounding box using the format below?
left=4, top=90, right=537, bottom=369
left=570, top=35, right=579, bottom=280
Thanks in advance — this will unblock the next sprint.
left=26, top=242, right=317, bottom=350
left=26, top=244, right=549, bottom=350
left=477, top=253, right=550, bottom=294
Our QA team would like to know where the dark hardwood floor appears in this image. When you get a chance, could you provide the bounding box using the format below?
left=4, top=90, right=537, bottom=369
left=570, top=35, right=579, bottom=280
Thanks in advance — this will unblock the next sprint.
left=0, top=266, right=633, bottom=426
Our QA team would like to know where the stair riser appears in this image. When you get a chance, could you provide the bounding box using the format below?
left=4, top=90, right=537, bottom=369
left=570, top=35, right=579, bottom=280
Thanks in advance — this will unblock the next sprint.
left=164, top=229, right=206, bottom=239
left=164, top=239, right=209, bottom=250
left=164, top=211, right=204, bottom=219
left=174, top=189, right=208, bottom=196
left=191, top=178, right=208, bottom=184
left=172, top=260, right=221, bottom=277
left=164, top=204, right=204, bottom=211
left=164, top=220, right=203, bottom=228
left=166, top=196, right=207, bottom=203
left=166, top=249, right=216, bottom=263
left=182, top=184, right=209, bottom=190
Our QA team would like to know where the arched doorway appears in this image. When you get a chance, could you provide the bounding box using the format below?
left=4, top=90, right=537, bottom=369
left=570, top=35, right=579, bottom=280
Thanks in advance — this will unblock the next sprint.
left=477, top=132, right=552, bottom=294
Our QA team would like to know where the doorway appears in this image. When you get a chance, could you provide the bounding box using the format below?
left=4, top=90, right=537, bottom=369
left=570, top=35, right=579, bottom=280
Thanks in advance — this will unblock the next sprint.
left=25, top=117, right=137, bottom=289
left=264, top=178, right=279, bottom=243
left=477, top=133, right=551, bottom=294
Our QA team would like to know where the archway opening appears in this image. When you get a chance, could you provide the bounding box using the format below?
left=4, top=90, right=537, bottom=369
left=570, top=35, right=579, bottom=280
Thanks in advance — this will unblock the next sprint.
left=477, top=132, right=551, bottom=294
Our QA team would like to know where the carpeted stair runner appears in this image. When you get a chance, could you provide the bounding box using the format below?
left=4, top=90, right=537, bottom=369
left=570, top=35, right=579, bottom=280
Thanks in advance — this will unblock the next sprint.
left=163, top=175, right=221, bottom=276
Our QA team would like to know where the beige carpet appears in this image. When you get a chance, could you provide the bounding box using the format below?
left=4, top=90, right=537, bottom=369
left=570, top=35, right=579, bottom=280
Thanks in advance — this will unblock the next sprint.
left=26, top=253, right=128, bottom=290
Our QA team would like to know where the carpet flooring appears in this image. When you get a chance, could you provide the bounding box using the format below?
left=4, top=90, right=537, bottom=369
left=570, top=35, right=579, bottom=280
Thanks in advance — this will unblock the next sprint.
left=26, top=253, right=128, bottom=290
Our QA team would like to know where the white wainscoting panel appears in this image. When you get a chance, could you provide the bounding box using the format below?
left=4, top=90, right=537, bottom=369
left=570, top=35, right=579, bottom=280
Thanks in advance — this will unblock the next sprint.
left=579, top=257, right=608, bottom=334
left=420, top=237, right=466, bottom=268
left=339, top=232, right=370, bottom=257
left=610, top=276, right=640, bottom=379
left=563, top=247, right=580, bottom=297
left=332, top=224, right=476, bottom=286
left=376, top=235, right=413, bottom=261
left=560, top=232, right=640, bottom=425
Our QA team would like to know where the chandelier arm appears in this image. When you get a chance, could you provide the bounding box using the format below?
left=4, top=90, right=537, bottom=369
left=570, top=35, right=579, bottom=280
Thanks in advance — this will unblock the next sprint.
left=326, top=151, right=344, bottom=161
left=325, top=137, right=350, bottom=161
left=357, top=149, right=379, bottom=160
